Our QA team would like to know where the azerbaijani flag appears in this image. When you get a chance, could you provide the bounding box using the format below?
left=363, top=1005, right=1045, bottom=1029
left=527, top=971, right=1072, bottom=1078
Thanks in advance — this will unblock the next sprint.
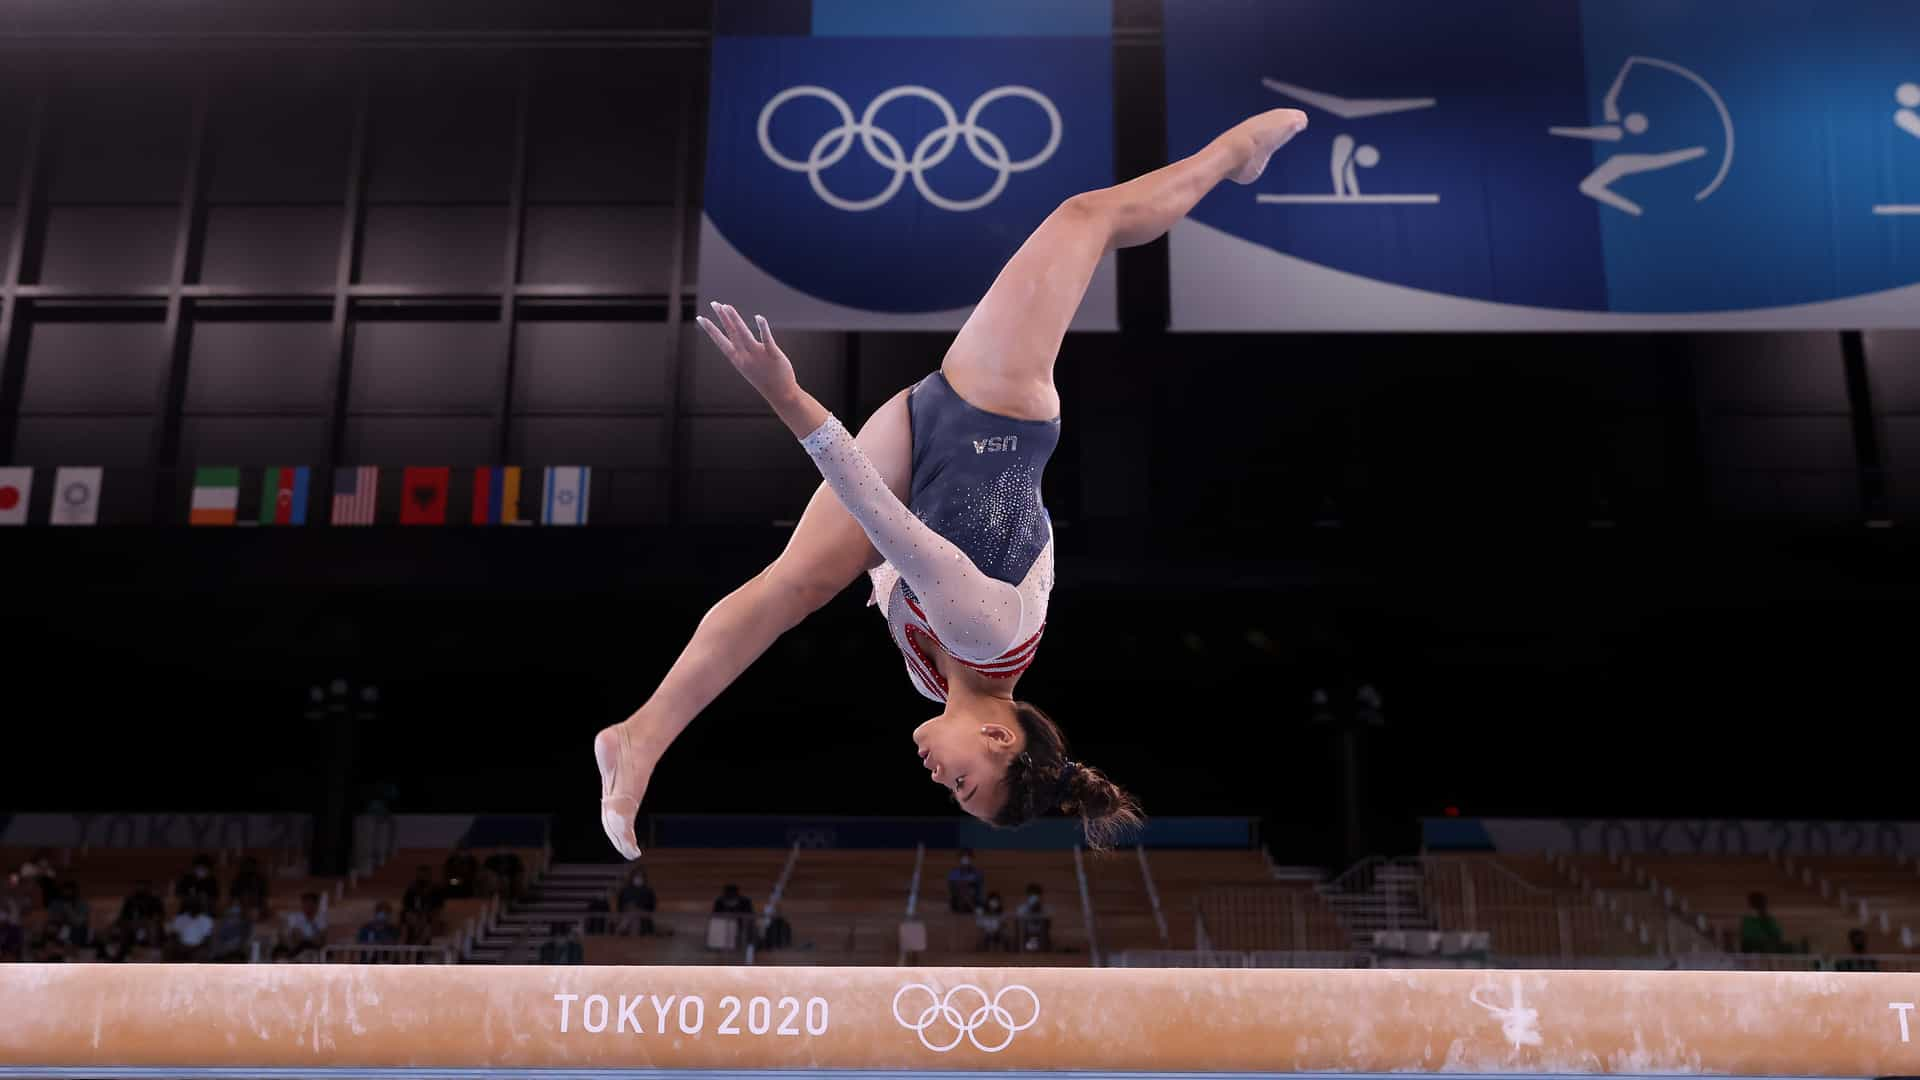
left=471, top=466, right=523, bottom=525
left=190, top=467, right=240, bottom=526
left=258, top=466, right=310, bottom=526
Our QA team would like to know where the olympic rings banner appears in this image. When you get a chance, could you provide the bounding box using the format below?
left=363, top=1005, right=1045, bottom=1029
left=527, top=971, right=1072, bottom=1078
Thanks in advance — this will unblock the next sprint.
left=700, top=0, right=1118, bottom=329
left=1166, top=0, right=1920, bottom=330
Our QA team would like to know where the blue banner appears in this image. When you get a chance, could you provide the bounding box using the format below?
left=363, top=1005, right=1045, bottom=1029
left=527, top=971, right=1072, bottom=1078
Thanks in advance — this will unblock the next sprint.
left=700, top=0, right=1118, bottom=329
left=1166, top=0, right=1920, bottom=330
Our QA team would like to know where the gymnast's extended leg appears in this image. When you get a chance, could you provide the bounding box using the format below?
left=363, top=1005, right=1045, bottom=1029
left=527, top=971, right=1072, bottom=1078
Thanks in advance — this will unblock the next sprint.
left=593, top=390, right=913, bottom=859
left=940, top=108, right=1307, bottom=420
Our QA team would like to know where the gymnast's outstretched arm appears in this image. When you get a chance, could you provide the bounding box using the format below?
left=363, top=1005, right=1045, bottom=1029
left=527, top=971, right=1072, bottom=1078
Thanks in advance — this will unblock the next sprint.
left=697, top=301, right=1028, bottom=664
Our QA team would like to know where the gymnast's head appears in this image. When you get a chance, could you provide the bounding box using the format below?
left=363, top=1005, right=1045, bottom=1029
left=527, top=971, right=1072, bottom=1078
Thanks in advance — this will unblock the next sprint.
left=913, top=700, right=1143, bottom=849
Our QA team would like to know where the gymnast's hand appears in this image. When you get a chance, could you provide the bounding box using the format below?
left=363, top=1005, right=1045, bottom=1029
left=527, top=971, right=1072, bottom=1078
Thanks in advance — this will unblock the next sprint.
left=695, top=302, right=829, bottom=439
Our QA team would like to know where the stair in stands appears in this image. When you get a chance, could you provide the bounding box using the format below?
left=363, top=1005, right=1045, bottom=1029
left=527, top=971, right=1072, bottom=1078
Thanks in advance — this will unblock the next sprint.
left=466, top=862, right=627, bottom=964
left=1319, top=862, right=1436, bottom=949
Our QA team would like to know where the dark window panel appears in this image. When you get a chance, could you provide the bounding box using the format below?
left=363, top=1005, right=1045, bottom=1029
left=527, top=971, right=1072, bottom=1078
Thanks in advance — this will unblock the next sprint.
left=528, top=59, right=680, bottom=203
left=1882, top=417, right=1920, bottom=489
left=1864, top=331, right=1920, bottom=413
left=185, top=322, right=336, bottom=413
left=685, top=416, right=803, bottom=471
left=200, top=206, right=342, bottom=290
left=684, top=325, right=844, bottom=412
left=341, top=416, right=496, bottom=466
left=46, top=77, right=193, bottom=203
left=601, top=468, right=669, bottom=525
left=20, top=321, right=169, bottom=413
left=347, top=320, right=503, bottom=412
left=177, top=416, right=329, bottom=465
left=519, top=205, right=675, bottom=290
left=512, top=321, right=671, bottom=412
left=1692, top=333, right=1849, bottom=412
left=38, top=206, right=175, bottom=288
left=683, top=465, right=818, bottom=524
left=206, top=66, right=355, bottom=204
left=0, top=100, right=30, bottom=204
left=365, top=56, right=516, bottom=203
left=1705, top=416, right=1855, bottom=472
left=359, top=205, right=506, bottom=289
left=1709, top=467, right=1859, bottom=519
left=682, top=207, right=699, bottom=289
left=12, top=416, right=156, bottom=467
left=510, top=415, right=666, bottom=468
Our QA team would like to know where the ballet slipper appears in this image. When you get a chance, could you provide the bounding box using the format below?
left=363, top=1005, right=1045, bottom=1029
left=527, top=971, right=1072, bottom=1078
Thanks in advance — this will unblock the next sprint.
left=594, top=722, right=651, bottom=861
left=1228, top=108, right=1309, bottom=185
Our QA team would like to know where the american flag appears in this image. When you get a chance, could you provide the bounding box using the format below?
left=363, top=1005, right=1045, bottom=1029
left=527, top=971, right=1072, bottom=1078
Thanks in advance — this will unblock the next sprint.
left=331, top=466, right=379, bottom=526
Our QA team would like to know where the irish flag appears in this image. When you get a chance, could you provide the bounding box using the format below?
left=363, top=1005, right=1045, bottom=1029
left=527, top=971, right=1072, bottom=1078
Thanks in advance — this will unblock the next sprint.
left=191, top=467, right=240, bottom=526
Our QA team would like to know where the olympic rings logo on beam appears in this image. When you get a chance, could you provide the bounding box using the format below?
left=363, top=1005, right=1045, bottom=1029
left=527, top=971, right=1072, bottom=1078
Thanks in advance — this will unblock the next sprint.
left=891, top=982, right=1040, bottom=1053
left=757, top=86, right=1063, bottom=212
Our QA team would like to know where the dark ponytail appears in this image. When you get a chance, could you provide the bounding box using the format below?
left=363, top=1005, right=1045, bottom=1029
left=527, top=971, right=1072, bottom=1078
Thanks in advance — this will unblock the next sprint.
left=992, top=701, right=1144, bottom=851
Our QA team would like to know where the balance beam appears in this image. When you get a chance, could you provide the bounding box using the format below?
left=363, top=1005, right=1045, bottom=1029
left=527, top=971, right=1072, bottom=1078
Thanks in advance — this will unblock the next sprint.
left=0, top=965, right=1914, bottom=1076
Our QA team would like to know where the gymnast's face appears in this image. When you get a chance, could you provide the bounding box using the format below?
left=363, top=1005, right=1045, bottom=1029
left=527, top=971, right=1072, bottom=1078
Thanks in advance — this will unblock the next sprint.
left=913, top=712, right=1022, bottom=820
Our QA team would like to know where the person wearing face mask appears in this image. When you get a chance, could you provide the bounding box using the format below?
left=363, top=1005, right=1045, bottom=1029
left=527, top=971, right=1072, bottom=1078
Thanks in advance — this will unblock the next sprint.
left=974, top=892, right=1008, bottom=952
left=1016, top=883, right=1051, bottom=952
left=210, top=900, right=253, bottom=962
left=356, top=902, right=401, bottom=952
left=615, top=869, right=657, bottom=936
left=165, top=896, right=214, bottom=962
left=174, top=854, right=220, bottom=912
left=946, top=849, right=985, bottom=913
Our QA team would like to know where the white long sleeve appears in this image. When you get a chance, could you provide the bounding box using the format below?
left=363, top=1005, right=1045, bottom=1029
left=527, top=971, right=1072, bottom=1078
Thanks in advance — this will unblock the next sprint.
left=800, top=414, right=1025, bottom=663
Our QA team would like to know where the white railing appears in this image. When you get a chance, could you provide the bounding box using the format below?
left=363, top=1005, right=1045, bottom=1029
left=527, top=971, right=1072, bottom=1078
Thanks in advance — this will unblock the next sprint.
left=320, top=943, right=455, bottom=964
left=1108, top=949, right=1366, bottom=969
left=1136, top=845, right=1170, bottom=946
left=904, top=843, right=925, bottom=918
left=745, top=842, right=802, bottom=966
left=1072, top=845, right=1102, bottom=967
left=1105, top=950, right=1920, bottom=972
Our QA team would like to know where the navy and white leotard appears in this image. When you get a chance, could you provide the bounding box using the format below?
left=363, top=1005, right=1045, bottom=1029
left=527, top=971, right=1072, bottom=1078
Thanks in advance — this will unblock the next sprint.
left=799, top=371, right=1060, bottom=703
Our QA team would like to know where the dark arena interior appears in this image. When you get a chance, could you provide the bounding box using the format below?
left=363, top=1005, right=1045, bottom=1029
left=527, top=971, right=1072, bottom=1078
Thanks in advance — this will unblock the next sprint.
left=0, top=2, right=1916, bottom=1078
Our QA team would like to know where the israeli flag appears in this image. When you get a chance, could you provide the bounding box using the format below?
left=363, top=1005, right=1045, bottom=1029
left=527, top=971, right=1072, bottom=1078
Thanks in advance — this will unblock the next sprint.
left=541, top=466, right=591, bottom=526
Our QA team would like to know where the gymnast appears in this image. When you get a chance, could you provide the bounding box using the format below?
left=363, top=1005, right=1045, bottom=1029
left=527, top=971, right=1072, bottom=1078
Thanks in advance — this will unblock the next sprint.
left=596, top=108, right=1309, bottom=858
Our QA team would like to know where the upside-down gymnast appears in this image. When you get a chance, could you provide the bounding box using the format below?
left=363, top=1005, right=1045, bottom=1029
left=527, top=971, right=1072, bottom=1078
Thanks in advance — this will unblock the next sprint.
left=595, top=108, right=1309, bottom=858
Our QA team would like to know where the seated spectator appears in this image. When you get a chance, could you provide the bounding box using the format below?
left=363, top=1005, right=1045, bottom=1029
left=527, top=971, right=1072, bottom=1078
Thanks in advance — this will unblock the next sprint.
left=175, top=854, right=220, bottom=912
left=93, top=923, right=134, bottom=963
left=442, top=849, right=479, bottom=899
left=483, top=851, right=526, bottom=901
left=616, top=869, right=657, bottom=936
left=947, top=849, right=985, bottom=913
left=210, top=900, right=254, bottom=963
left=401, top=866, right=445, bottom=946
left=116, top=880, right=167, bottom=948
left=713, top=883, right=753, bottom=916
left=0, top=905, right=23, bottom=961
left=357, top=902, right=401, bottom=948
left=975, top=892, right=1008, bottom=952
left=3, top=869, right=38, bottom=920
left=228, top=857, right=269, bottom=919
left=538, top=922, right=585, bottom=965
left=707, top=884, right=754, bottom=951
left=165, top=897, right=215, bottom=962
left=1739, top=892, right=1788, bottom=954
left=43, top=881, right=92, bottom=951
left=20, top=850, right=57, bottom=906
left=1015, top=884, right=1052, bottom=952
left=1834, top=928, right=1879, bottom=972
left=275, top=892, right=328, bottom=961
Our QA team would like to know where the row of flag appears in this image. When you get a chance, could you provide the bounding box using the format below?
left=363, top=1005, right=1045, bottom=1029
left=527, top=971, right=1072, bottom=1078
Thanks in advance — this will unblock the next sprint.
left=0, top=466, right=592, bottom=526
